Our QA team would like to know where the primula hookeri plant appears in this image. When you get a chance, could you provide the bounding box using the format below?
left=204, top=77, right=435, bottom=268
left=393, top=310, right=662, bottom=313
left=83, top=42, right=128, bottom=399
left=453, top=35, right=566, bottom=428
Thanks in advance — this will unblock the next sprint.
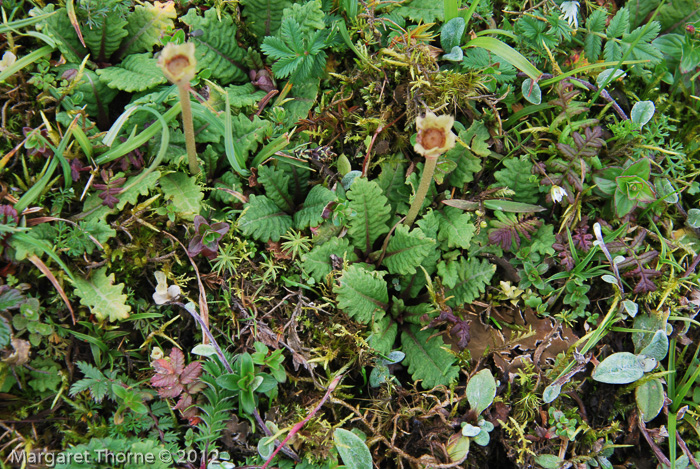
left=404, top=111, right=457, bottom=226
left=158, top=42, right=199, bottom=175
left=187, top=215, right=230, bottom=260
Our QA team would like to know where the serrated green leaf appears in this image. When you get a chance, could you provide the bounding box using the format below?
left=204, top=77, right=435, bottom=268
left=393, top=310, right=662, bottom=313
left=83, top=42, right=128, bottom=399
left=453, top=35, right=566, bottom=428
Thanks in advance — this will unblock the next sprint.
left=73, top=267, right=131, bottom=322
left=369, top=316, right=397, bottom=355
left=83, top=13, right=128, bottom=61
left=258, top=165, right=293, bottom=212
left=160, top=172, right=203, bottom=221
left=401, top=326, right=459, bottom=389
left=395, top=0, right=444, bottom=23
left=301, top=238, right=357, bottom=282
left=378, top=161, right=411, bottom=216
left=448, top=257, right=496, bottom=306
left=240, top=0, right=293, bottom=38
left=437, top=260, right=459, bottom=289
left=232, top=114, right=274, bottom=163
left=334, top=428, right=373, bottom=469
left=121, top=1, right=176, bottom=57
left=181, top=8, right=248, bottom=84
left=282, top=78, right=319, bottom=126
left=607, top=7, right=630, bottom=38
left=347, top=178, right=391, bottom=252
left=224, top=83, right=268, bottom=111
left=466, top=369, right=497, bottom=414
left=295, top=185, right=336, bottom=229
left=96, top=54, right=167, bottom=92
left=69, top=361, right=111, bottom=402
left=239, top=195, right=292, bottom=242
left=335, top=265, right=388, bottom=323
left=447, top=122, right=488, bottom=188
left=493, top=155, right=539, bottom=203
left=382, top=225, right=435, bottom=275
left=438, top=207, right=475, bottom=250
left=0, top=317, right=10, bottom=348
left=56, top=65, right=119, bottom=121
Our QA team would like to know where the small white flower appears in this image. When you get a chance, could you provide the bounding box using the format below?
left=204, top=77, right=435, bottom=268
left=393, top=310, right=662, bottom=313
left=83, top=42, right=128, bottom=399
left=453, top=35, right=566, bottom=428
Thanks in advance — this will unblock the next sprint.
left=151, top=347, right=164, bottom=360
left=560, top=1, right=580, bottom=29
left=0, top=51, right=16, bottom=72
left=550, top=185, right=568, bottom=204
left=152, top=271, right=181, bottom=305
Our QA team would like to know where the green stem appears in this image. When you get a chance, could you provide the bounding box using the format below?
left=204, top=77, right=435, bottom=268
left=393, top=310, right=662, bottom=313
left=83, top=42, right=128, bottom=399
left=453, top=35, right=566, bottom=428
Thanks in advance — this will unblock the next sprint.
left=404, top=156, right=437, bottom=227
left=178, top=85, right=199, bottom=175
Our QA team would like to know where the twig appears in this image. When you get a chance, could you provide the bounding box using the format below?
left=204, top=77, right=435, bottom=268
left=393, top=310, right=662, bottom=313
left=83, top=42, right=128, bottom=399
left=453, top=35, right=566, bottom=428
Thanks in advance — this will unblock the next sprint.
left=261, top=374, right=344, bottom=469
left=637, top=414, right=671, bottom=467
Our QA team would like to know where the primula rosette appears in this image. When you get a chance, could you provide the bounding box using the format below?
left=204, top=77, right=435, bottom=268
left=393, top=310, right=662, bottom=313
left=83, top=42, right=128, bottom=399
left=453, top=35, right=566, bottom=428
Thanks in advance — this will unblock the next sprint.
left=414, top=111, right=457, bottom=159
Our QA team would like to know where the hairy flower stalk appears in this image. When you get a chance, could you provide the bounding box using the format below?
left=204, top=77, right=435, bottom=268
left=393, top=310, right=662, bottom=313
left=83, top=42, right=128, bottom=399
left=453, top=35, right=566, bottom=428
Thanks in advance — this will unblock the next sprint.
left=404, top=111, right=457, bottom=226
left=158, top=42, right=199, bottom=175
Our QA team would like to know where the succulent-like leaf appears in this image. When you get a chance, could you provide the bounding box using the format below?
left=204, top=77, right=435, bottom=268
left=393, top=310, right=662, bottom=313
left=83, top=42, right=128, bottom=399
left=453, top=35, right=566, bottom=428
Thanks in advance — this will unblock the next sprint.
left=96, top=54, right=167, bottom=92
left=382, top=225, right=435, bottom=275
left=636, top=378, right=664, bottom=422
left=334, top=428, right=373, bottom=469
left=335, top=265, right=388, bottom=323
left=160, top=172, right=204, bottom=221
left=448, top=257, right=496, bottom=307
left=592, top=352, right=645, bottom=384
left=294, top=185, right=336, bottom=229
left=301, top=238, right=358, bottom=282
left=466, top=369, right=497, bottom=414
left=73, top=267, right=131, bottom=322
left=347, top=178, right=391, bottom=252
left=181, top=8, right=248, bottom=84
left=401, top=326, right=459, bottom=389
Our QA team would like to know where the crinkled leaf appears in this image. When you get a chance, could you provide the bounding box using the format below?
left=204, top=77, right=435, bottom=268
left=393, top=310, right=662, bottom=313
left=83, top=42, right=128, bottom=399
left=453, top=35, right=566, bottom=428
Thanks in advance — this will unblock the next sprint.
left=160, top=172, right=204, bottom=221
left=395, top=0, right=444, bottom=23
left=335, top=265, right=388, bottom=324
left=96, top=54, right=167, bottom=92
left=383, top=225, right=435, bottom=275
left=121, top=1, right=176, bottom=56
left=239, top=194, right=293, bottom=242
left=258, top=165, right=293, bottom=212
left=378, top=161, right=411, bottom=216
left=73, top=267, right=131, bottom=322
left=181, top=8, right=248, bottom=84
left=302, top=237, right=357, bottom=282
left=447, top=122, right=488, bottom=188
left=448, top=257, right=496, bottom=306
left=438, top=207, right=475, bottom=249
left=401, top=326, right=459, bottom=389
left=240, top=0, right=294, bottom=38
left=369, top=316, right=397, bottom=356
left=347, top=178, right=391, bottom=252
left=493, top=155, right=539, bottom=203
left=295, top=185, right=336, bottom=229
